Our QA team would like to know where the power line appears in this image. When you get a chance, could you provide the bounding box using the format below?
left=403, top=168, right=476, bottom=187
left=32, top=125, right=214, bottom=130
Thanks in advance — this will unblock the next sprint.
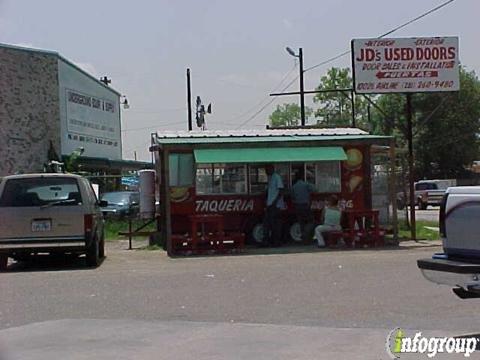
left=234, top=0, right=457, bottom=128
left=304, top=50, right=351, bottom=73
left=235, top=76, right=299, bottom=129
left=229, top=63, right=298, bottom=125
left=122, top=121, right=184, bottom=132
left=122, top=138, right=153, bottom=153
left=378, top=0, right=456, bottom=38
left=127, top=108, right=186, bottom=114
left=305, top=0, right=456, bottom=73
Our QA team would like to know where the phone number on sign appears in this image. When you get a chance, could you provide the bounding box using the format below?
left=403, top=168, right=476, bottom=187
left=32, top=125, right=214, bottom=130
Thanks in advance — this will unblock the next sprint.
left=417, top=80, right=455, bottom=89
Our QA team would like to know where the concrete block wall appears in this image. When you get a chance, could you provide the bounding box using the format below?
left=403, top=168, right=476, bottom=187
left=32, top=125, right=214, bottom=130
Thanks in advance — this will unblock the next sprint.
left=0, top=47, right=61, bottom=176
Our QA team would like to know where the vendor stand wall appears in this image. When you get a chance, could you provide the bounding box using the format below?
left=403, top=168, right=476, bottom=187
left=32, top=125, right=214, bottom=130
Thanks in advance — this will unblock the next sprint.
left=150, top=128, right=395, bottom=256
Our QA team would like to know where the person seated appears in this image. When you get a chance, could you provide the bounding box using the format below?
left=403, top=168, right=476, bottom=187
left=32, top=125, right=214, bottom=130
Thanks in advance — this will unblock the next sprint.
left=314, top=195, right=342, bottom=247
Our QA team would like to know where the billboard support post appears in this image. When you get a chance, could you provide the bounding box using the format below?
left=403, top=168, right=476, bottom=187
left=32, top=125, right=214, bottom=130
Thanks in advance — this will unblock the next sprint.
left=350, top=90, right=356, bottom=127
left=299, top=48, right=306, bottom=127
left=351, top=36, right=460, bottom=242
left=187, top=68, right=193, bottom=131
left=406, top=93, right=416, bottom=241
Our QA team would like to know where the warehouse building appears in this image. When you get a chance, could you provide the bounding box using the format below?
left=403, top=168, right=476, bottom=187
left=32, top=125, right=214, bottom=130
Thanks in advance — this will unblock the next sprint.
left=0, top=43, right=150, bottom=178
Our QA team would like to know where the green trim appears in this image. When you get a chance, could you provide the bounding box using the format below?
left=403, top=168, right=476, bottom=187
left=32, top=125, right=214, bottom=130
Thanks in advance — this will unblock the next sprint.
left=61, top=156, right=153, bottom=170
left=194, top=147, right=347, bottom=164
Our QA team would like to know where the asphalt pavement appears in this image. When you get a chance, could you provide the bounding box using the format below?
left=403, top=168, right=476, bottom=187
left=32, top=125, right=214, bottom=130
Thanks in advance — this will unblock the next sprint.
left=1, top=240, right=476, bottom=359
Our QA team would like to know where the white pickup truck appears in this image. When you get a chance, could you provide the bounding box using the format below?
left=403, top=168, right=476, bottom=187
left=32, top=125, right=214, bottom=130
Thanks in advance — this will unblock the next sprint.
left=397, top=179, right=456, bottom=210
left=417, top=186, right=480, bottom=298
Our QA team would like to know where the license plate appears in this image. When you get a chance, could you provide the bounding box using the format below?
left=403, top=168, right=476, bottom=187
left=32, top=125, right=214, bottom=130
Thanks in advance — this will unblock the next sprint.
left=32, top=220, right=52, bottom=232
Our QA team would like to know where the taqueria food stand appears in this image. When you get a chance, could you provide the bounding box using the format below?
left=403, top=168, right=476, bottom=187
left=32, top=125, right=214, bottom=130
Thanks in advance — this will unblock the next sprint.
left=150, top=128, right=396, bottom=256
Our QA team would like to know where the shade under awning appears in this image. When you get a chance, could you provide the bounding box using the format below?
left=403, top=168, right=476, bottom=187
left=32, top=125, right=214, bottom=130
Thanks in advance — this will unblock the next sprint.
left=194, top=147, right=347, bottom=164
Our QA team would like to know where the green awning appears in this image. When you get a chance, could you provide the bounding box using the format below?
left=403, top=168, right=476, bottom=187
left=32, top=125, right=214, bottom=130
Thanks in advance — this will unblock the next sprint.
left=194, top=147, right=347, bottom=164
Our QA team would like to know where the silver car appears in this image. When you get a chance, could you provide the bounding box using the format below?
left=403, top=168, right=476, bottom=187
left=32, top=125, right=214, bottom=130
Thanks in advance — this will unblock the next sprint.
left=0, top=173, right=106, bottom=270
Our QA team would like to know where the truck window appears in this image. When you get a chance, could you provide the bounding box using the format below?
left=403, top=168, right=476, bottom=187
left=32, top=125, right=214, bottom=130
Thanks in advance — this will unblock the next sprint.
left=0, top=177, right=81, bottom=207
left=415, top=183, right=437, bottom=191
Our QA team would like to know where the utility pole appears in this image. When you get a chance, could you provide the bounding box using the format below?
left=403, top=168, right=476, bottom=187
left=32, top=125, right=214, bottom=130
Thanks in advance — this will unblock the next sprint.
left=406, top=93, right=416, bottom=241
left=186, top=68, right=193, bottom=131
left=350, top=90, right=356, bottom=127
left=286, top=47, right=306, bottom=126
left=299, top=48, right=306, bottom=127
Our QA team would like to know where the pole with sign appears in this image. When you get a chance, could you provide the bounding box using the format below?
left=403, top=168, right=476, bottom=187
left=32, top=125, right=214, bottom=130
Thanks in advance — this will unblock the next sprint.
left=351, top=36, right=460, bottom=240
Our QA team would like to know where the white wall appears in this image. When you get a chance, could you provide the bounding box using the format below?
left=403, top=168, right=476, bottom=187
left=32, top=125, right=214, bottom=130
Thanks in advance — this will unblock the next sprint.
left=58, top=59, right=122, bottom=160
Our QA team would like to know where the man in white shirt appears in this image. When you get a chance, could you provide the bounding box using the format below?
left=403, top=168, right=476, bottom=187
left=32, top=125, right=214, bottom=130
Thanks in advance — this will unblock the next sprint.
left=262, top=164, right=284, bottom=247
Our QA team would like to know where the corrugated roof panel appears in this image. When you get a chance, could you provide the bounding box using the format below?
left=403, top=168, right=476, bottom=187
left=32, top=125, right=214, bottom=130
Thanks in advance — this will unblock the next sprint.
left=153, top=133, right=392, bottom=145
left=156, top=128, right=368, bottom=139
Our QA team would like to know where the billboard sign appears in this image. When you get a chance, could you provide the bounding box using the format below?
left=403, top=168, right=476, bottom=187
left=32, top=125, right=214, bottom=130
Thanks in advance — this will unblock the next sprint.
left=351, top=37, right=459, bottom=94
left=58, top=59, right=122, bottom=160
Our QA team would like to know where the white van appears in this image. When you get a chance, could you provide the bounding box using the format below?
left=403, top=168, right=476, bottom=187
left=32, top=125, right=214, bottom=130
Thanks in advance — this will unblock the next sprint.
left=417, top=186, right=480, bottom=298
left=0, top=173, right=106, bottom=270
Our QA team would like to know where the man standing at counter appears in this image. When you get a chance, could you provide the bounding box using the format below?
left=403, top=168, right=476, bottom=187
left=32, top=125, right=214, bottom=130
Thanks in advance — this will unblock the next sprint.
left=291, top=169, right=315, bottom=242
left=263, top=165, right=285, bottom=247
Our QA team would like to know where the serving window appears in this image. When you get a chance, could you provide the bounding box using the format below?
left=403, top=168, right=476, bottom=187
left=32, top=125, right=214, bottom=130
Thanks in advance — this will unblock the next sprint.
left=249, top=165, right=268, bottom=194
left=305, top=161, right=341, bottom=193
left=196, top=164, right=247, bottom=194
left=170, top=153, right=194, bottom=187
left=195, top=161, right=341, bottom=195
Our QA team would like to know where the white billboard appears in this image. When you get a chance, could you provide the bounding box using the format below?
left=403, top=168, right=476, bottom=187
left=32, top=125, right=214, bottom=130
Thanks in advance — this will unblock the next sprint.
left=58, top=59, right=122, bottom=160
left=351, top=37, right=459, bottom=94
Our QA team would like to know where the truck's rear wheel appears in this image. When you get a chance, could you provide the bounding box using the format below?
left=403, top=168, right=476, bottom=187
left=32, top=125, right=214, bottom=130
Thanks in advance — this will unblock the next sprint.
left=418, top=199, right=428, bottom=210
left=86, top=238, right=100, bottom=267
left=0, top=254, right=8, bottom=271
left=99, top=235, right=105, bottom=259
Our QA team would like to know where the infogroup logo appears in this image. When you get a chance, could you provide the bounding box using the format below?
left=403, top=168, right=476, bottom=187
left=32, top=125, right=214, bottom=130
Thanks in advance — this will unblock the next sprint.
left=385, top=328, right=478, bottom=358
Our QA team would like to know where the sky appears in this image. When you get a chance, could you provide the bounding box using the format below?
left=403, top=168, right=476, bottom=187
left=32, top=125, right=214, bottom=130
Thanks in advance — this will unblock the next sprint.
left=1, top=0, right=479, bottom=161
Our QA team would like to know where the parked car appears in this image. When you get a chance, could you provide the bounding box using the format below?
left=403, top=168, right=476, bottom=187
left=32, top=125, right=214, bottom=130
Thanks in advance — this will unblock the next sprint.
left=100, top=191, right=140, bottom=218
left=397, top=179, right=456, bottom=210
left=417, top=186, right=480, bottom=298
left=0, top=173, right=106, bottom=270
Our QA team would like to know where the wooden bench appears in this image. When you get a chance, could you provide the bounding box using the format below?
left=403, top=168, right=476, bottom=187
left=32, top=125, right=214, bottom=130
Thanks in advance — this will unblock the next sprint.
left=324, top=230, right=355, bottom=248
left=172, top=231, right=245, bottom=255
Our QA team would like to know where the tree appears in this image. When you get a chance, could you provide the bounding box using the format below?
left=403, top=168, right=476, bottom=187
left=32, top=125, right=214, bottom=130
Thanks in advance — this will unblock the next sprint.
left=370, top=67, right=480, bottom=179
left=414, top=68, right=480, bottom=178
left=313, top=67, right=368, bottom=128
left=64, top=147, right=85, bottom=173
left=269, top=103, right=312, bottom=127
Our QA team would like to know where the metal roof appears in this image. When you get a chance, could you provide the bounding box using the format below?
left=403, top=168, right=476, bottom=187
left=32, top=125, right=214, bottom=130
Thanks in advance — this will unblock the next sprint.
left=156, top=128, right=367, bottom=138
left=154, top=128, right=392, bottom=145
left=0, top=42, right=121, bottom=96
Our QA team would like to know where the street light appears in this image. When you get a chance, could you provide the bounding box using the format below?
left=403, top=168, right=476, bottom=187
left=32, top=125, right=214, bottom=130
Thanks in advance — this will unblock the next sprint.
left=120, top=95, right=130, bottom=109
left=285, top=47, right=306, bottom=127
